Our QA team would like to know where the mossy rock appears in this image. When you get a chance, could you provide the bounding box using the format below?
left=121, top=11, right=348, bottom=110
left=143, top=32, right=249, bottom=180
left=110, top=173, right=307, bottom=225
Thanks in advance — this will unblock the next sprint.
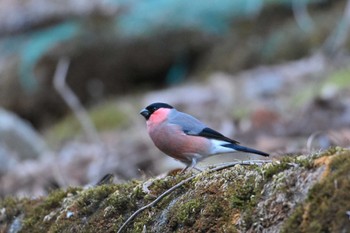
left=1, top=147, right=350, bottom=232
left=282, top=148, right=350, bottom=233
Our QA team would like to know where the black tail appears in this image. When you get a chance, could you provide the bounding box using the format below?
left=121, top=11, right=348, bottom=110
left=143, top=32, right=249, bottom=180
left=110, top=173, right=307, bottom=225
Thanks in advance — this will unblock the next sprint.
left=223, top=143, right=269, bottom=157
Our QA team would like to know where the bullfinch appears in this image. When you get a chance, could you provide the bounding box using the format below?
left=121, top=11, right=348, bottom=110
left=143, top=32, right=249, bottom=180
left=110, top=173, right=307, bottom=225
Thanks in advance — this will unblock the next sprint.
left=140, top=102, right=269, bottom=171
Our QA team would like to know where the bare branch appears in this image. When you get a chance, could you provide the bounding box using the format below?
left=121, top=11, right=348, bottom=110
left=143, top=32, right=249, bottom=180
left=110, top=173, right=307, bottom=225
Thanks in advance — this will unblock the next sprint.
left=306, top=131, right=324, bottom=152
left=53, top=58, right=111, bottom=182
left=53, top=58, right=101, bottom=144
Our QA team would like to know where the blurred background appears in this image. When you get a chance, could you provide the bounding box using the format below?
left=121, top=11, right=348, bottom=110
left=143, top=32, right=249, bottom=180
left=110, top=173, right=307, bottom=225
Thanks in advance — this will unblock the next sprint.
left=0, top=0, right=350, bottom=197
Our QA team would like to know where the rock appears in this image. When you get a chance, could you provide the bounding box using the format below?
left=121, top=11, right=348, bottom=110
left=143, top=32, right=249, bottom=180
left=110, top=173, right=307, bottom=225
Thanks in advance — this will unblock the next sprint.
left=0, top=108, right=50, bottom=160
left=1, top=147, right=349, bottom=232
left=0, top=146, right=18, bottom=175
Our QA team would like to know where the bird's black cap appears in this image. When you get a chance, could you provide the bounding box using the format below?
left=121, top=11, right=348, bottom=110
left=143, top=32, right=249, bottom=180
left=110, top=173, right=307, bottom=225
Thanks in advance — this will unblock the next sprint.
left=140, top=102, right=174, bottom=120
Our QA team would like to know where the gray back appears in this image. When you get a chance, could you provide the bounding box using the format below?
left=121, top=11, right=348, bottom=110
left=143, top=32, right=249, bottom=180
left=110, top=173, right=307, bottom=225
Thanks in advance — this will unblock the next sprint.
left=168, top=109, right=207, bottom=135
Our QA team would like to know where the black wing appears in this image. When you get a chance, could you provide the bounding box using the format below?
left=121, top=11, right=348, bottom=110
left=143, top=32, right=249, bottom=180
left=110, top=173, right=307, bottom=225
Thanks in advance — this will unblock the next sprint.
left=186, top=127, right=240, bottom=144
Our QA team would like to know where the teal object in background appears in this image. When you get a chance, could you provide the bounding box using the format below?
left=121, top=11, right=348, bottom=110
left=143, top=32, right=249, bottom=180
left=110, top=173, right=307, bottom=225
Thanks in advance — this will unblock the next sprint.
left=116, top=0, right=264, bottom=37
left=0, top=0, right=313, bottom=92
left=0, top=22, right=78, bottom=93
left=166, top=55, right=189, bottom=85
left=19, top=22, right=78, bottom=92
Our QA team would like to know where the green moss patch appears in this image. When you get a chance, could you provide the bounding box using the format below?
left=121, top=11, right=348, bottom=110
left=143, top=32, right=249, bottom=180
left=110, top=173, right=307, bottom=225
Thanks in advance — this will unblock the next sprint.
left=45, top=100, right=129, bottom=144
left=282, top=149, right=350, bottom=232
left=326, top=68, right=350, bottom=88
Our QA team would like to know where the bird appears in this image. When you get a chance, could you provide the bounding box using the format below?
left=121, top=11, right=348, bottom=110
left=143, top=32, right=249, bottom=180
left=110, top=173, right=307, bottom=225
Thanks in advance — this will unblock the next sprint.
left=140, top=102, right=269, bottom=171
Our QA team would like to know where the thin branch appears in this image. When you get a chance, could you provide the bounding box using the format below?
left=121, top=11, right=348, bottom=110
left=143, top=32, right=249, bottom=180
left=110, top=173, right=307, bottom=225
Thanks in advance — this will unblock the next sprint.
left=306, top=131, right=324, bottom=152
left=53, top=58, right=112, bottom=181
left=117, top=160, right=271, bottom=233
left=53, top=58, right=101, bottom=144
left=117, top=174, right=195, bottom=233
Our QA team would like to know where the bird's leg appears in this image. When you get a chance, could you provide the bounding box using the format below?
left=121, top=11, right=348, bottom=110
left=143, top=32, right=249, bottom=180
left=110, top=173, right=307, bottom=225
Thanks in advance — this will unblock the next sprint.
left=180, top=166, right=189, bottom=173
left=180, top=158, right=202, bottom=173
left=180, top=166, right=202, bottom=173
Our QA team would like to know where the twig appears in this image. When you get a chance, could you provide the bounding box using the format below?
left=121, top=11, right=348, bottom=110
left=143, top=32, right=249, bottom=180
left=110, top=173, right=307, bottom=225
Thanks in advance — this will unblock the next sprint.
left=53, top=58, right=101, bottom=144
left=117, top=174, right=195, bottom=233
left=204, top=159, right=272, bottom=170
left=117, top=160, right=271, bottom=233
left=306, top=131, right=324, bottom=152
left=53, top=58, right=111, bottom=181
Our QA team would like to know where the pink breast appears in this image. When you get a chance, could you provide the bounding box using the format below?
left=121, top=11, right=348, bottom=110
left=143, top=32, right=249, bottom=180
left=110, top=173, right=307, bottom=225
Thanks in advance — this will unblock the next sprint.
left=148, top=123, right=211, bottom=163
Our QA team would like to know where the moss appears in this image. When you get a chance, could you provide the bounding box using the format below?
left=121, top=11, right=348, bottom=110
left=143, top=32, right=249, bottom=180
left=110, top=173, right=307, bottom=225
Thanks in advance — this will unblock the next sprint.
left=76, top=185, right=115, bottom=216
left=0, top=196, right=21, bottom=220
left=290, top=82, right=321, bottom=108
left=232, top=108, right=250, bottom=121
left=295, top=156, right=314, bottom=169
left=282, top=150, right=350, bottom=233
left=45, top=100, right=129, bottom=144
left=48, top=181, right=147, bottom=233
left=0, top=196, right=23, bottom=232
left=147, top=174, right=191, bottom=197
left=20, top=189, right=70, bottom=231
left=326, top=68, right=350, bottom=88
left=289, top=65, right=350, bottom=109
left=264, top=157, right=294, bottom=179
left=88, top=101, right=129, bottom=131
left=281, top=204, right=304, bottom=233
left=2, top=148, right=349, bottom=232
left=176, top=199, right=203, bottom=226
left=0, top=187, right=81, bottom=233
left=320, top=146, right=347, bottom=157
left=163, top=166, right=266, bottom=232
left=263, top=153, right=319, bottom=180
left=167, top=190, right=231, bottom=232
left=228, top=170, right=264, bottom=229
left=230, top=178, right=256, bottom=209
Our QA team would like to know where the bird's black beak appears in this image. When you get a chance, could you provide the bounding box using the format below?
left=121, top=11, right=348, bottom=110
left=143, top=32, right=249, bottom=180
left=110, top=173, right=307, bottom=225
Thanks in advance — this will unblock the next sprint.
left=140, top=109, right=150, bottom=120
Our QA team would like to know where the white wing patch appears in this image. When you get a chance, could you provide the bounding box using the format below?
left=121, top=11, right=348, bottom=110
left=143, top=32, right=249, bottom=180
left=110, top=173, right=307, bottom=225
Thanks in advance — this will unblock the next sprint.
left=209, top=139, right=237, bottom=154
